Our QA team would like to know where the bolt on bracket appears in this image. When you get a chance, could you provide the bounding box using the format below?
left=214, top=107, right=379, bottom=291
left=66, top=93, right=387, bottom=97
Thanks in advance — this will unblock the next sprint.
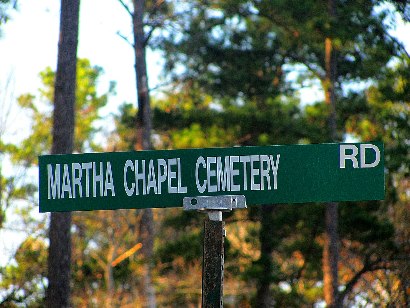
left=183, top=195, right=247, bottom=212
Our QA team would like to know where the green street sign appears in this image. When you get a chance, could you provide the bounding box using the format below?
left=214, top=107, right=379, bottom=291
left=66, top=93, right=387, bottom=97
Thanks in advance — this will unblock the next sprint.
left=38, top=142, right=384, bottom=212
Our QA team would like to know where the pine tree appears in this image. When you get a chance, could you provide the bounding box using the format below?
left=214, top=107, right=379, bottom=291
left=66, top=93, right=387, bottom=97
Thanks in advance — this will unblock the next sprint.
left=46, top=1, right=80, bottom=306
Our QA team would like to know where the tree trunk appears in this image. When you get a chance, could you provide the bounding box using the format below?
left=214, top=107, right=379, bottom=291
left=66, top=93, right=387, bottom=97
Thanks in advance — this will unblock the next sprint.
left=255, top=205, right=276, bottom=307
left=323, top=0, right=339, bottom=306
left=133, top=0, right=152, bottom=152
left=323, top=201, right=339, bottom=307
left=46, top=1, right=80, bottom=307
left=139, top=209, right=156, bottom=308
left=132, top=0, right=156, bottom=307
left=106, top=245, right=115, bottom=308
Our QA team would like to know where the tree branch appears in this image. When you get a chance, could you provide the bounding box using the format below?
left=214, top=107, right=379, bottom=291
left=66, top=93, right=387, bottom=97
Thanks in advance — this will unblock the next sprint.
left=116, top=31, right=134, bottom=47
left=144, top=25, right=158, bottom=46
left=338, top=255, right=405, bottom=304
left=118, top=0, right=133, bottom=17
left=385, top=31, right=410, bottom=60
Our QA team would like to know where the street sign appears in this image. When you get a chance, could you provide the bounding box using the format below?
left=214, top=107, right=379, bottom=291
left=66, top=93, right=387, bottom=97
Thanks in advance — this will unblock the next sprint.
left=38, top=142, right=384, bottom=212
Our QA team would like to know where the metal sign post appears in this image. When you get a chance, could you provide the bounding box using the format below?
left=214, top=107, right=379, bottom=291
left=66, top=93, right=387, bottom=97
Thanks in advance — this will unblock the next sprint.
left=183, top=195, right=247, bottom=307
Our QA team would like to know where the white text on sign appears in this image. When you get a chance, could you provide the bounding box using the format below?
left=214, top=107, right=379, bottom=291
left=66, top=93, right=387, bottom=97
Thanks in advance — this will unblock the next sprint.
left=195, top=154, right=280, bottom=193
left=339, top=144, right=381, bottom=169
left=46, top=154, right=281, bottom=200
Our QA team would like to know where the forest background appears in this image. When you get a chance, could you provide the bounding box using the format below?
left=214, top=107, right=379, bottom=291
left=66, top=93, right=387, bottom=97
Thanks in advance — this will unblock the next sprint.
left=0, top=0, right=409, bottom=307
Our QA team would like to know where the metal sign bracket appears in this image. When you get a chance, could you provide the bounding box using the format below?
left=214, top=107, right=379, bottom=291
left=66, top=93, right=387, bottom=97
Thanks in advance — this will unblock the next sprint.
left=183, top=195, right=246, bottom=220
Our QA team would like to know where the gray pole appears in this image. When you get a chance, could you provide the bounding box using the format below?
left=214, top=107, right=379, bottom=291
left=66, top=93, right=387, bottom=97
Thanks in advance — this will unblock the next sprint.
left=182, top=196, right=246, bottom=308
left=202, top=212, right=225, bottom=308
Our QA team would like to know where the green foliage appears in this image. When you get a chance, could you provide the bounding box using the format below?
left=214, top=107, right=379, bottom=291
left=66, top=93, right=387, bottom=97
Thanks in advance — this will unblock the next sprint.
left=341, top=55, right=410, bottom=304
left=0, top=237, right=47, bottom=307
left=108, top=102, right=137, bottom=151
left=346, top=57, right=410, bottom=175
left=160, top=0, right=401, bottom=101
left=156, top=230, right=203, bottom=265
left=159, top=0, right=293, bottom=104
left=153, top=92, right=305, bottom=149
left=70, top=209, right=146, bottom=306
left=12, top=58, right=114, bottom=165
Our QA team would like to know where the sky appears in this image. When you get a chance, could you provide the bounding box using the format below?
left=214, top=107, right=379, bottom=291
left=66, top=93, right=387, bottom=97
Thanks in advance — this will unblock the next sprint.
left=0, top=0, right=409, bottom=265
left=0, top=0, right=164, bottom=96
left=0, top=0, right=163, bottom=142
